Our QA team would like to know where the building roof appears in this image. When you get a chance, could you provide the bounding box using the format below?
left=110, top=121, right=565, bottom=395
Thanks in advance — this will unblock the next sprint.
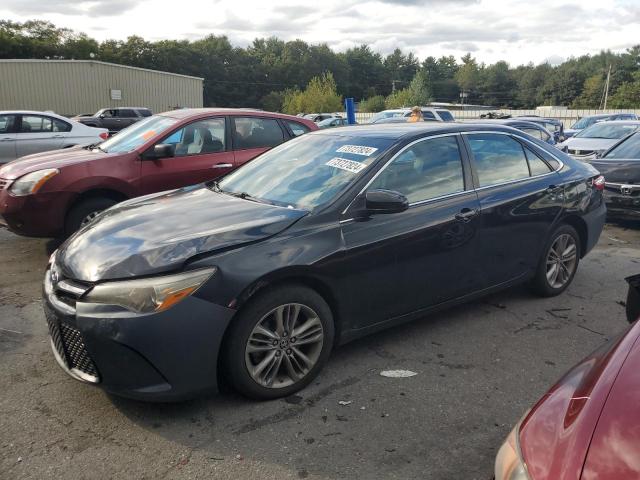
left=0, top=59, right=204, bottom=81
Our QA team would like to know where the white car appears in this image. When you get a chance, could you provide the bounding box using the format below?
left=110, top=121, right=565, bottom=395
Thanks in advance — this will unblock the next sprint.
left=0, top=110, right=109, bottom=163
left=369, top=107, right=455, bottom=123
left=558, top=120, right=640, bottom=160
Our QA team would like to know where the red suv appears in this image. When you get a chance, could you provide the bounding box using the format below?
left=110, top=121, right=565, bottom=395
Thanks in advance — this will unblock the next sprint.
left=0, top=109, right=316, bottom=237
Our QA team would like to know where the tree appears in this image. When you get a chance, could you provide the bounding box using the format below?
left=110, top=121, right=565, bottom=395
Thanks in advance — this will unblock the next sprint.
left=455, top=53, right=480, bottom=94
left=609, top=71, right=640, bottom=108
left=572, top=74, right=605, bottom=108
left=359, top=95, right=386, bottom=112
left=282, top=72, right=342, bottom=114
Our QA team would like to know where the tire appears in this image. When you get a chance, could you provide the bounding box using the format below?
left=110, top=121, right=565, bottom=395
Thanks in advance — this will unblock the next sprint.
left=65, top=197, right=117, bottom=236
left=530, top=224, right=581, bottom=297
left=223, top=284, right=335, bottom=400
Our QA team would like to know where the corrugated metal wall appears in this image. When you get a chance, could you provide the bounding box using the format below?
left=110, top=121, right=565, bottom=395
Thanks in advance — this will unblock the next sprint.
left=0, top=60, right=203, bottom=116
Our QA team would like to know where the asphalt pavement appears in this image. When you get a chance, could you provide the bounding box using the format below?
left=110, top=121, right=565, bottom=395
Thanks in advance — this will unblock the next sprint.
left=1, top=223, right=639, bottom=480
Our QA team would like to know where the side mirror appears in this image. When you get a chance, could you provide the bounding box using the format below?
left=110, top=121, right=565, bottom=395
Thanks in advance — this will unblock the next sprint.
left=99, top=114, right=105, bottom=119
left=150, top=143, right=175, bottom=159
left=365, top=189, right=409, bottom=214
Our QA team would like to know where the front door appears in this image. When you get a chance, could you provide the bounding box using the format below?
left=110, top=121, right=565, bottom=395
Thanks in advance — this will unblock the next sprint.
left=140, top=117, right=233, bottom=194
left=462, top=132, right=563, bottom=288
left=15, top=115, right=66, bottom=158
left=341, top=134, right=482, bottom=328
left=0, top=114, right=17, bottom=163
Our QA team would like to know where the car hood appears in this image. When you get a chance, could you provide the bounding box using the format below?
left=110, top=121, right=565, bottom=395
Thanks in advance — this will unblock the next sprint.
left=581, top=330, right=640, bottom=479
left=518, top=321, right=640, bottom=480
left=0, top=146, right=111, bottom=180
left=57, top=185, right=308, bottom=282
left=560, top=137, right=617, bottom=151
left=589, top=160, right=640, bottom=184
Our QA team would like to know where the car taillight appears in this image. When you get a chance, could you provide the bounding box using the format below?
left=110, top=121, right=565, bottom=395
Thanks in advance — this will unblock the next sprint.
left=99, top=132, right=109, bottom=140
left=592, top=175, right=605, bottom=191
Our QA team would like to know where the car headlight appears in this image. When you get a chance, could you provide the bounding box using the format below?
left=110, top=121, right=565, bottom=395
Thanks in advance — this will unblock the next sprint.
left=495, top=421, right=531, bottom=480
left=83, top=267, right=216, bottom=314
left=10, top=168, right=59, bottom=196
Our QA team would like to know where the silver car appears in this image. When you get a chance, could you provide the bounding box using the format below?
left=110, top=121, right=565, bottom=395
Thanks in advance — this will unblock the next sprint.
left=558, top=120, right=640, bottom=160
left=0, top=110, right=109, bottom=163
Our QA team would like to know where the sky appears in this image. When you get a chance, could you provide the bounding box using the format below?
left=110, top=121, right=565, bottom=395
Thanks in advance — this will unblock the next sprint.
left=1, top=0, right=639, bottom=66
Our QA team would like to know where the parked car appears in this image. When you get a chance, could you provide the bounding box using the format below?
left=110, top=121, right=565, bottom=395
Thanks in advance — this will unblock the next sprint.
left=564, top=113, right=639, bottom=139
left=517, top=116, right=565, bottom=142
left=71, top=107, right=153, bottom=134
left=0, top=109, right=316, bottom=237
left=469, top=119, right=556, bottom=145
left=495, top=276, right=640, bottom=480
left=559, top=120, right=640, bottom=160
left=42, top=122, right=605, bottom=401
left=369, top=107, right=455, bottom=123
left=317, top=117, right=350, bottom=128
left=0, top=110, right=108, bottom=164
left=303, top=113, right=338, bottom=123
left=589, top=131, right=640, bottom=220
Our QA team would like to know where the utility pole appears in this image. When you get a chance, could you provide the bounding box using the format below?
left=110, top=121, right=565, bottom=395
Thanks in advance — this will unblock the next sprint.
left=603, top=64, right=612, bottom=110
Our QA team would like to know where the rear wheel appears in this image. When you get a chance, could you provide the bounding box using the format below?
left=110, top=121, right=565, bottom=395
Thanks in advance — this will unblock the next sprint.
left=531, top=224, right=580, bottom=297
left=223, top=285, right=334, bottom=400
left=65, top=197, right=117, bottom=236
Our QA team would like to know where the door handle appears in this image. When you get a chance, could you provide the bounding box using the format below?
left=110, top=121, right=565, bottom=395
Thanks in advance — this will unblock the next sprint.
left=51, top=135, right=64, bottom=138
left=212, top=163, right=233, bottom=169
left=454, top=208, right=478, bottom=222
left=547, top=184, right=560, bottom=192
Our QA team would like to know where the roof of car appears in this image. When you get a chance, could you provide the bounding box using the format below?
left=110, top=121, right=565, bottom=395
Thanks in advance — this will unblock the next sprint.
left=158, top=108, right=307, bottom=121
left=310, top=122, right=523, bottom=140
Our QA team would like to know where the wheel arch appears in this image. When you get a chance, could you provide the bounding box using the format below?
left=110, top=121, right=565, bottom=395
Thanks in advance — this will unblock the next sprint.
left=560, top=214, right=588, bottom=258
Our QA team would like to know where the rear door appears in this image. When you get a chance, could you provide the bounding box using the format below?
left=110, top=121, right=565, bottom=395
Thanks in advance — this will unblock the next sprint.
left=232, top=116, right=288, bottom=167
left=0, top=114, right=17, bottom=163
left=140, top=116, right=233, bottom=193
left=100, top=110, right=121, bottom=132
left=119, top=109, right=140, bottom=128
left=463, top=132, right=562, bottom=287
left=15, top=114, right=66, bottom=158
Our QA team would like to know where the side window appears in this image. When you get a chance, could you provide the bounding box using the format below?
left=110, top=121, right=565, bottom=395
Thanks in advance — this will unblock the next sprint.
left=52, top=118, right=71, bottom=132
left=234, top=117, right=285, bottom=149
left=102, top=110, right=115, bottom=118
left=467, top=133, right=530, bottom=187
left=138, top=109, right=152, bottom=117
left=161, top=118, right=226, bottom=157
left=524, top=146, right=552, bottom=176
left=120, top=109, right=137, bottom=118
left=20, top=115, right=53, bottom=133
left=286, top=121, right=310, bottom=137
left=522, top=128, right=543, bottom=140
left=369, top=136, right=465, bottom=203
left=422, top=111, right=436, bottom=120
left=0, top=114, right=16, bottom=133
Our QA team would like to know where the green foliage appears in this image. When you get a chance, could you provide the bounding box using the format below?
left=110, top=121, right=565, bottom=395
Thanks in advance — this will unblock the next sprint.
left=609, top=72, right=640, bottom=108
left=359, top=95, right=386, bottom=112
left=2, top=20, right=640, bottom=109
left=282, top=73, right=342, bottom=114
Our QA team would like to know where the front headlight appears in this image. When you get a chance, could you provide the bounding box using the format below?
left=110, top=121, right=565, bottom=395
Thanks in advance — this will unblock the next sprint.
left=83, top=267, right=216, bottom=314
left=10, top=168, right=59, bottom=196
left=495, top=422, right=531, bottom=480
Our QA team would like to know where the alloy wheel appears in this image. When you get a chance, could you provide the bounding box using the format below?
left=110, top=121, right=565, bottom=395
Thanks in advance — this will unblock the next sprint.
left=245, top=303, right=324, bottom=388
left=80, top=210, right=102, bottom=227
left=546, top=233, right=577, bottom=289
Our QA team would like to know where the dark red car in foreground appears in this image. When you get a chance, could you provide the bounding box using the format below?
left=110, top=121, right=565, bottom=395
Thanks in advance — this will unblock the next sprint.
left=0, top=109, right=316, bottom=237
left=495, top=275, right=640, bottom=480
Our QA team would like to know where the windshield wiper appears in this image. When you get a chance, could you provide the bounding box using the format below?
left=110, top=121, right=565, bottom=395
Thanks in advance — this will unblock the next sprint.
left=210, top=182, right=270, bottom=204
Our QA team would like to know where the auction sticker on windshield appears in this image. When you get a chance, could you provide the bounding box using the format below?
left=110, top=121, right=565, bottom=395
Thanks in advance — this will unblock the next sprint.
left=326, top=157, right=368, bottom=173
left=336, top=145, right=378, bottom=156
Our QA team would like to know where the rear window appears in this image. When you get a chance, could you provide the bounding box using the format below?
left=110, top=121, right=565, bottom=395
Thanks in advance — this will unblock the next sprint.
left=436, top=110, right=455, bottom=122
left=137, top=109, right=152, bottom=117
left=233, top=117, right=285, bottom=149
left=119, top=109, right=137, bottom=117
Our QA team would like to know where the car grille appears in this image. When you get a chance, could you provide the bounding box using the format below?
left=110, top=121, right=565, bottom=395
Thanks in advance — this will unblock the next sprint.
left=47, top=315, right=99, bottom=379
left=605, top=183, right=640, bottom=198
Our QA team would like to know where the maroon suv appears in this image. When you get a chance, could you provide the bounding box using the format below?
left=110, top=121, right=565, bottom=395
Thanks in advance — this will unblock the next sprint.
left=0, top=109, right=316, bottom=237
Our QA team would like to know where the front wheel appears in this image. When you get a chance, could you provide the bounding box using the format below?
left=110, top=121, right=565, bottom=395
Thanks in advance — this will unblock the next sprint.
left=223, top=285, right=334, bottom=400
left=531, top=224, right=580, bottom=297
left=65, top=197, right=117, bottom=236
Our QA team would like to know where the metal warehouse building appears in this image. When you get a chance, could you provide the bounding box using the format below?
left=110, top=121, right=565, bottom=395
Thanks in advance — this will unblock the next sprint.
left=0, top=59, right=203, bottom=116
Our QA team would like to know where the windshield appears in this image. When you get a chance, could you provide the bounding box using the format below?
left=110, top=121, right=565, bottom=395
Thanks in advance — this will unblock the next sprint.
left=97, top=116, right=178, bottom=153
left=571, top=116, right=603, bottom=130
left=575, top=122, right=638, bottom=139
left=604, top=132, right=640, bottom=159
left=217, top=133, right=394, bottom=210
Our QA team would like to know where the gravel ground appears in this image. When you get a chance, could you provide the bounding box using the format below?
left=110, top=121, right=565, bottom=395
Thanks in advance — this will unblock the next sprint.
left=1, top=222, right=639, bottom=480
